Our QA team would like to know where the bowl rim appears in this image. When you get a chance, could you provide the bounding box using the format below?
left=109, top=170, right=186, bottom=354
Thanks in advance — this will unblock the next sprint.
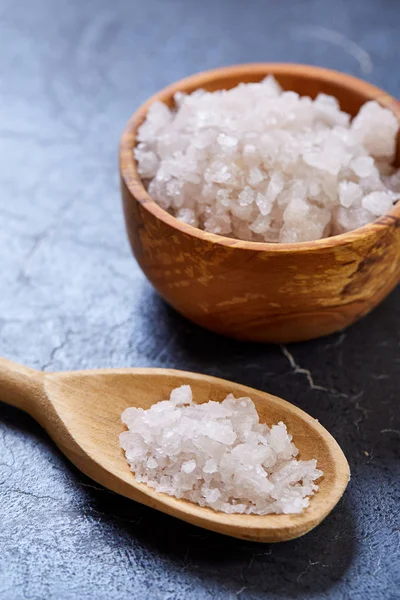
left=120, top=62, right=400, bottom=253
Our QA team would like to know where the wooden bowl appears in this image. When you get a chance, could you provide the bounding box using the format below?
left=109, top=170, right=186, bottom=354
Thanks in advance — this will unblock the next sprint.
left=120, top=64, right=400, bottom=343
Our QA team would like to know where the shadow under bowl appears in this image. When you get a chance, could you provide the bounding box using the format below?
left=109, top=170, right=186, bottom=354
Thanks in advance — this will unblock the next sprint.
left=120, top=63, right=400, bottom=343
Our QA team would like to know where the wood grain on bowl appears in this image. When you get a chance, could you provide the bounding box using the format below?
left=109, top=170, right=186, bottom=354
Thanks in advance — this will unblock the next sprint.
left=120, top=64, right=400, bottom=343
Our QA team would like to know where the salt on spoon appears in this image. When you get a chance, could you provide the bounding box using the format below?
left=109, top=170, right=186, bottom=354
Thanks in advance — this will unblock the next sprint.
left=0, top=358, right=350, bottom=542
left=120, top=385, right=323, bottom=515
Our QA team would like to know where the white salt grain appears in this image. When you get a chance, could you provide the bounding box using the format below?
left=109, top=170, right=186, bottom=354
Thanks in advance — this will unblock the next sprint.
left=120, top=385, right=323, bottom=515
left=338, top=181, right=363, bottom=208
left=182, top=459, right=196, bottom=473
left=135, top=78, right=400, bottom=242
left=351, top=100, right=399, bottom=159
left=350, top=156, right=376, bottom=178
left=176, top=208, right=198, bottom=227
left=362, top=191, right=394, bottom=216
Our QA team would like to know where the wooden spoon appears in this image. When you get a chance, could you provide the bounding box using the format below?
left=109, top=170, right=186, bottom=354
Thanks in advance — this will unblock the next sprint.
left=0, top=358, right=350, bottom=542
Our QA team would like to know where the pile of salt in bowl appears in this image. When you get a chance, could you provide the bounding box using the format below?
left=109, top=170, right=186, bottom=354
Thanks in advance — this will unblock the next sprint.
left=135, top=76, right=400, bottom=243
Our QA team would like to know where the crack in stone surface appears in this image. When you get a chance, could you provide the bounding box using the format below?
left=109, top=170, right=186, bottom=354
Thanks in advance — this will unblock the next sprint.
left=41, top=329, right=77, bottom=371
left=280, top=345, right=328, bottom=392
left=1, top=487, right=67, bottom=504
left=18, top=199, right=76, bottom=280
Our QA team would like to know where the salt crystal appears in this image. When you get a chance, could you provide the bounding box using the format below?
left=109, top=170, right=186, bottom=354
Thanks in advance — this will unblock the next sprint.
left=333, top=206, right=374, bottom=235
left=255, top=193, right=273, bottom=216
left=203, top=488, right=221, bottom=503
left=265, top=171, right=285, bottom=204
left=263, top=74, right=283, bottom=97
left=203, top=459, right=218, bottom=474
left=134, top=146, right=159, bottom=179
left=283, top=196, right=309, bottom=221
left=362, top=191, right=394, bottom=216
left=176, top=208, right=198, bottom=227
left=135, top=77, right=400, bottom=242
left=337, top=181, right=361, bottom=208
left=314, top=93, right=350, bottom=127
left=217, top=133, right=238, bottom=153
left=120, top=385, right=323, bottom=515
left=205, top=161, right=231, bottom=184
left=249, top=214, right=271, bottom=234
left=204, top=214, right=232, bottom=235
left=350, top=156, right=376, bottom=178
left=238, top=186, right=255, bottom=206
left=182, top=459, right=196, bottom=473
left=216, top=188, right=231, bottom=207
left=170, top=385, right=192, bottom=406
left=351, top=100, right=398, bottom=159
left=247, top=167, right=265, bottom=186
left=231, top=202, right=254, bottom=220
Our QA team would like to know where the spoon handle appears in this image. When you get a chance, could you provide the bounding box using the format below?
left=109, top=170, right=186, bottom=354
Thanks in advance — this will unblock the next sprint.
left=0, top=358, right=44, bottom=414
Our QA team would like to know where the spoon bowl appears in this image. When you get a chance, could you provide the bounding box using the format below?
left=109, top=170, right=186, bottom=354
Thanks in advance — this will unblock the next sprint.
left=0, top=358, right=350, bottom=542
left=120, top=63, right=400, bottom=343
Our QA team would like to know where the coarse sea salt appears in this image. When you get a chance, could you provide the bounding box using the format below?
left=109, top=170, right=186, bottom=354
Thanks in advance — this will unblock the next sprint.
left=120, top=385, right=323, bottom=515
left=135, top=77, right=400, bottom=243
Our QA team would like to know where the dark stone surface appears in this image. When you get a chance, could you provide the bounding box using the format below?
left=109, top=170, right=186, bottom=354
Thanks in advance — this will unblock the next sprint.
left=0, top=0, right=399, bottom=598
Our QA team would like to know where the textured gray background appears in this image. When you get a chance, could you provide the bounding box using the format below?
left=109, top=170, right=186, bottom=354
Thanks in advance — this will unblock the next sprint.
left=0, top=0, right=399, bottom=598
